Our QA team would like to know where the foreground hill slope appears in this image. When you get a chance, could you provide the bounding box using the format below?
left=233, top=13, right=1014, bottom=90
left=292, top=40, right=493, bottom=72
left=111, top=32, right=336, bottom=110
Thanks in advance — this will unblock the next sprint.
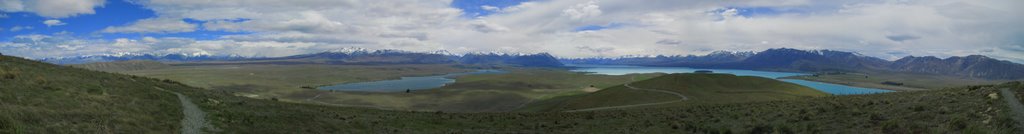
left=0, top=56, right=182, bottom=133
left=1, top=55, right=1022, bottom=133
left=556, top=73, right=828, bottom=111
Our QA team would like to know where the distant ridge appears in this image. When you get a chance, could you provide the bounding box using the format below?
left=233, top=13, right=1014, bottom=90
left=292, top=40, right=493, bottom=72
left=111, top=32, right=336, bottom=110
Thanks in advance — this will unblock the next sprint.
left=33, top=47, right=1024, bottom=79
left=40, top=52, right=247, bottom=65
left=564, top=48, right=1024, bottom=80
left=36, top=48, right=564, bottom=67
left=460, top=52, right=564, bottom=67
left=890, top=55, right=1024, bottom=79
left=561, top=51, right=754, bottom=65
left=263, top=49, right=563, bottom=67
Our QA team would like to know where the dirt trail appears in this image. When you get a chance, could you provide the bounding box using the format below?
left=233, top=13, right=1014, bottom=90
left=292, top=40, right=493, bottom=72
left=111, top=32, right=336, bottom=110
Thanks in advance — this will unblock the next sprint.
left=566, top=77, right=688, bottom=112
left=155, top=87, right=215, bottom=134
left=998, top=88, right=1024, bottom=132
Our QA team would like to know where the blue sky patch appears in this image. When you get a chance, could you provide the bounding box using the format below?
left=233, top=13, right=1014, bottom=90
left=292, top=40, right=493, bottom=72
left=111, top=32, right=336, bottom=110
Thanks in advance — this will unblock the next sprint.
left=0, top=0, right=252, bottom=41
left=574, top=23, right=623, bottom=32
left=0, top=0, right=155, bottom=39
left=716, top=6, right=812, bottom=18
left=450, top=0, right=531, bottom=18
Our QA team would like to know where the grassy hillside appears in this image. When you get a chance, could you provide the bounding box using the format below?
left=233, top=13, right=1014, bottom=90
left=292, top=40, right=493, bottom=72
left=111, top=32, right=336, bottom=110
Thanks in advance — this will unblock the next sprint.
left=0, top=56, right=181, bottom=133
left=2, top=55, right=1022, bottom=133
left=557, top=73, right=828, bottom=111
left=69, top=60, right=169, bottom=72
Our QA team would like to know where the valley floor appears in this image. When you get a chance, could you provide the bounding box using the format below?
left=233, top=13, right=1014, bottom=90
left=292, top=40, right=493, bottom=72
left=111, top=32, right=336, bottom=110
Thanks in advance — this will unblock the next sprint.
left=88, top=62, right=657, bottom=112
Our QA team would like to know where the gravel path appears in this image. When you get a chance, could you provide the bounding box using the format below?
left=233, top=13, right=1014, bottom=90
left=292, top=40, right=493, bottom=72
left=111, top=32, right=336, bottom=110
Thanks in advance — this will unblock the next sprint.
left=156, top=87, right=215, bottom=134
left=999, top=88, right=1024, bottom=132
left=566, top=77, right=688, bottom=112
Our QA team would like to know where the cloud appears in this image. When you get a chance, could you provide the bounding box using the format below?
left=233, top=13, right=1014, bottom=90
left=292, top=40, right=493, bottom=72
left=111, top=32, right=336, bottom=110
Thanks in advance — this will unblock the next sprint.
left=0, top=34, right=326, bottom=59
left=5, top=0, right=1024, bottom=64
left=101, top=18, right=197, bottom=33
left=562, top=1, right=602, bottom=20
left=481, top=5, right=499, bottom=11
left=43, top=19, right=65, bottom=26
left=656, top=39, right=684, bottom=45
left=478, top=2, right=537, bottom=13
left=9, top=26, right=32, bottom=32
left=469, top=20, right=509, bottom=33
left=885, top=34, right=920, bottom=42
left=379, top=32, right=428, bottom=41
left=575, top=46, right=614, bottom=53
left=0, top=0, right=105, bottom=18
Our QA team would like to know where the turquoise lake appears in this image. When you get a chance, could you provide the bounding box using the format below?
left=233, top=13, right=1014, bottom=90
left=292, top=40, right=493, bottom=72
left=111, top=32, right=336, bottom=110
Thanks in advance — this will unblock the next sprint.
left=568, top=64, right=893, bottom=95
left=318, top=65, right=892, bottom=95
left=317, top=70, right=506, bottom=92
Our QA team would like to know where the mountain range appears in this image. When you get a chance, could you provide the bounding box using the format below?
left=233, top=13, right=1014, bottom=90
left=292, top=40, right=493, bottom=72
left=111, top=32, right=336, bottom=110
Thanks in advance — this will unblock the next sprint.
left=565, top=48, right=1024, bottom=80
left=33, top=48, right=1024, bottom=79
left=40, top=52, right=247, bottom=65
left=42, top=49, right=565, bottom=67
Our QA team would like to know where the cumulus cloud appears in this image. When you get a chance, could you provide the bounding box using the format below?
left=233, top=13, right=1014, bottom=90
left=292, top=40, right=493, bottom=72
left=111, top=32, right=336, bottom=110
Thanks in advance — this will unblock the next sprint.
left=481, top=5, right=499, bottom=11
left=205, top=11, right=348, bottom=34
left=469, top=20, right=509, bottom=33
left=478, top=2, right=537, bottom=13
left=101, top=18, right=197, bottom=33
left=4, top=0, right=1024, bottom=63
left=0, top=0, right=105, bottom=18
left=42, top=19, right=65, bottom=26
left=0, top=34, right=325, bottom=59
left=562, top=1, right=602, bottom=20
left=8, top=26, right=31, bottom=32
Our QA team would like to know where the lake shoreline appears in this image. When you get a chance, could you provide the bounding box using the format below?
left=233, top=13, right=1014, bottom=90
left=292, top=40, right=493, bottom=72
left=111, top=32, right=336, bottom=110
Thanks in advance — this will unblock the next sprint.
left=567, top=64, right=892, bottom=95
left=779, top=75, right=929, bottom=91
left=317, top=69, right=507, bottom=92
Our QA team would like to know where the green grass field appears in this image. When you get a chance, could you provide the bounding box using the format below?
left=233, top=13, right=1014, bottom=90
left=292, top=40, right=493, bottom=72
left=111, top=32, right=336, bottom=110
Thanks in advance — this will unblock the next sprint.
left=76, top=61, right=657, bottom=112
left=555, top=73, right=829, bottom=111
left=783, top=71, right=1011, bottom=91
left=117, top=63, right=469, bottom=96
left=300, top=68, right=661, bottom=112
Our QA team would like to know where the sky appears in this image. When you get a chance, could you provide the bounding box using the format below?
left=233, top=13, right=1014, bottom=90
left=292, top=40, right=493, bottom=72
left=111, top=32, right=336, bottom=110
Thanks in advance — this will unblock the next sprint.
left=1, top=0, right=1022, bottom=63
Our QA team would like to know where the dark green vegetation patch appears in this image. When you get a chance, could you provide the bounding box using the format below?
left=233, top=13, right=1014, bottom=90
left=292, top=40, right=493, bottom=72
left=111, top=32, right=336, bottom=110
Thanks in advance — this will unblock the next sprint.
left=557, top=73, right=828, bottom=111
